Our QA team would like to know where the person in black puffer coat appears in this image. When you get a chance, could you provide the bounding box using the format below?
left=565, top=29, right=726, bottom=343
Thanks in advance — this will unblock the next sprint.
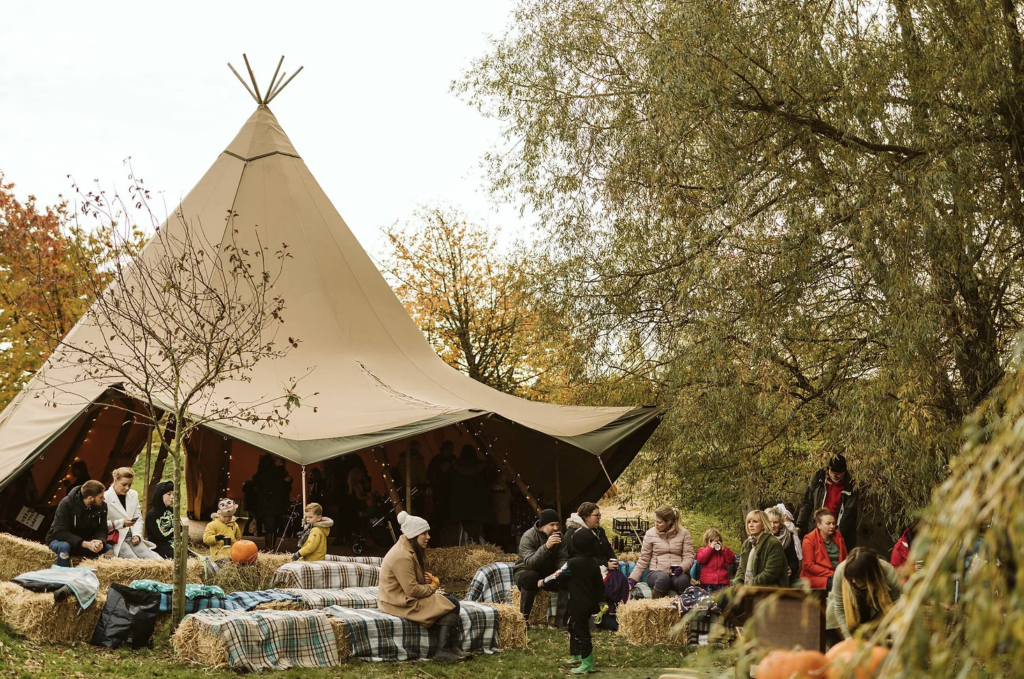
left=145, top=480, right=177, bottom=559
left=540, top=527, right=605, bottom=674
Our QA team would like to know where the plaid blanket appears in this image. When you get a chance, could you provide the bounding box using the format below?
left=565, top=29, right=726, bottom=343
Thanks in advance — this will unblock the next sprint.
left=324, top=555, right=383, bottom=566
left=155, top=593, right=239, bottom=614
left=324, top=601, right=498, bottom=662
left=225, top=590, right=301, bottom=611
left=185, top=608, right=339, bottom=671
left=277, top=587, right=378, bottom=610
left=468, top=562, right=562, bottom=618
left=272, top=561, right=380, bottom=590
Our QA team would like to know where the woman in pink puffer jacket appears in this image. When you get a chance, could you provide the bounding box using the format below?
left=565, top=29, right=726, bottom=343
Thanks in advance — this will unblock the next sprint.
left=628, top=505, right=695, bottom=598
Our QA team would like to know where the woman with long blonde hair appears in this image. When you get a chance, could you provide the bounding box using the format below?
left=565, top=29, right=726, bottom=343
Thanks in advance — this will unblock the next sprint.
left=628, top=505, right=695, bottom=598
left=732, top=509, right=789, bottom=587
left=831, top=547, right=901, bottom=639
left=105, top=467, right=161, bottom=560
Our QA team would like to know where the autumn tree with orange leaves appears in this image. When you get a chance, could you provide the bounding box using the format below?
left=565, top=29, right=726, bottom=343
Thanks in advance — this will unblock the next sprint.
left=381, top=206, right=583, bottom=399
left=0, top=175, right=119, bottom=408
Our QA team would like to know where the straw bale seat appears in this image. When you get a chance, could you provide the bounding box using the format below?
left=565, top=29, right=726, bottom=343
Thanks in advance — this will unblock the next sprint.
left=0, top=581, right=105, bottom=643
left=425, top=545, right=516, bottom=584
left=0, top=534, right=58, bottom=582
left=480, top=602, right=528, bottom=650
left=511, top=586, right=559, bottom=627
left=617, top=598, right=687, bottom=645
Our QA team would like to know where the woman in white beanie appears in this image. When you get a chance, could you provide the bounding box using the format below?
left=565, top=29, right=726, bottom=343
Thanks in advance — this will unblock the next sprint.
left=378, top=511, right=470, bottom=661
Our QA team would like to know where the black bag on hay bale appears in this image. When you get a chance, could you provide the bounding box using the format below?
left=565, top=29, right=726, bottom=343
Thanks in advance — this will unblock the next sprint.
left=90, top=584, right=162, bottom=649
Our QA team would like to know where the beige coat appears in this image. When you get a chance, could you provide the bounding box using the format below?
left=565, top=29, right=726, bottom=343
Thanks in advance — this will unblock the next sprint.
left=629, top=524, right=695, bottom=581
left=378, top=536, right=456, bottom=627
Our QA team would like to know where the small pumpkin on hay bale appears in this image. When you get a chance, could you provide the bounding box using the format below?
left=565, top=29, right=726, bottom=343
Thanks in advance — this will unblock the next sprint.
left=617, top=598, right=686, bottom=645
left=0, top=534, right=57, bottom=582
left=481, top=602, right=528, bottom=650
left=0, top=581, right=105, bottom=643
left=511, top=586, right=551, bottom=627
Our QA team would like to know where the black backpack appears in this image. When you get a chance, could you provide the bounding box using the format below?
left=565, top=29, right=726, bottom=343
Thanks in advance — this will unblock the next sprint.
left=90, top=584, right=163, bottom=649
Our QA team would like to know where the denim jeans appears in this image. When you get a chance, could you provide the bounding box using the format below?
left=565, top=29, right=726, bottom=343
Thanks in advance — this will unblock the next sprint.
left=49, top=539, right=112, bottom=567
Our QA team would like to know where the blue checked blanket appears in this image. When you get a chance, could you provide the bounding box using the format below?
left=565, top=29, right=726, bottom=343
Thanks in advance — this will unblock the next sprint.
left=184, top=608, right=339, bottom=671
left=273, top=561, right=380, bottom=590
left=324, top=555, right=383, bottom=566
left=468, top=562, right=563, bottom=618
left=324, top=600, right=498, bottom=662
left=277, top=587, right=378, bottom=610
left=225, top=590, right=301, bottom=611
left=155, top=593, right=238, bottom=614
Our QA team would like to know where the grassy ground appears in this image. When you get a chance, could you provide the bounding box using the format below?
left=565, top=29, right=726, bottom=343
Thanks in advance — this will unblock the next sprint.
left=0, top=621, right=735, bottom=679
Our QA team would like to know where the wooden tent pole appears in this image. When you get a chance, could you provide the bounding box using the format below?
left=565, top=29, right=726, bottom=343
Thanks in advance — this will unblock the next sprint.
left=406, top=444, right=412, bottom=514
left=555, top=449, right=562, bottom=523
left=465, top=422, right=541, bottom=516
left=242, top=54, right=262, bottom=103
left=301, top=465, right=307, bottom=508
left=373, top=447, right=404, bottom=514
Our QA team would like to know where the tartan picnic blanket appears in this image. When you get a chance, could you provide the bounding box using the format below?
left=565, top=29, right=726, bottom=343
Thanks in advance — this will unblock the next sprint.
left=155, top=592, right=239, bottom=614
left=184, top=608, right=339, bottom=671
left=225, top=590, right=301, bottom=611
left=324, top=600, right=498, bottom=662
left=272, top=561, right=380, bottom=590
left=277, top=587, right=379, bottom=610
left=467, top=562, right=563, bottom=618
left=323, top=555, right=383, bottom=566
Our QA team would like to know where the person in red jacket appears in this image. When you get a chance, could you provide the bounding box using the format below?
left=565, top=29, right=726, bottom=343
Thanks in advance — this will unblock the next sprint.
left=800, top=508, right=848, bottom=589
left=890, top=518, right=920, bottom=579
left=694, top=528, right=736, bottom=591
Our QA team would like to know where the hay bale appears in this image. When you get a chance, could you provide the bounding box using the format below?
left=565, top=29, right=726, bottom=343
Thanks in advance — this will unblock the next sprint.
left=93, top=556, right=203, bottom=589
left=617, top=552, right=641, bottom=563
left=171, top=615, right=230, bottom=668
left=209, top=553, right=288, bottom=593
left=329, top=618, right=351, bottom=661
left=426, top=546, right=517, bottom=583
left=0, top=533, right=57, bottom=582
left=0, top=581, right=105, bottom=643
left=617, top=598, right=686, bottom=645
left=510, top=586, right=551, bottom=627
left=481, top=602, right=528, bottom=650
left=253, top=600, right=302, bottom=611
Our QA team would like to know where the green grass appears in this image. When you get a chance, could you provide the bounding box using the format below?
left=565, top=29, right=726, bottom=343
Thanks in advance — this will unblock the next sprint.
left=0, top=621, right=735, bottom=679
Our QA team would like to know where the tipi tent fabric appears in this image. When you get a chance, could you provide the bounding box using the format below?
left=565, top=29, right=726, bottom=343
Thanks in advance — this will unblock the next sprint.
left=0, top=105, right=662, bottom=515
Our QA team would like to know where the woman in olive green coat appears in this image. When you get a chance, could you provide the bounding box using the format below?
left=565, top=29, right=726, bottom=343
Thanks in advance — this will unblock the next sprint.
left=733, top=509, right=790, bottom=588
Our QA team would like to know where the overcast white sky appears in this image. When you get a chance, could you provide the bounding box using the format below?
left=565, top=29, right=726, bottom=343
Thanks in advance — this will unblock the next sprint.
left=0, top=2, right=526, bottom=254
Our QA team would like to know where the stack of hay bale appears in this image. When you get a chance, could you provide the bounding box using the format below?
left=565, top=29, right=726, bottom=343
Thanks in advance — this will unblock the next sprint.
left=0, top=581, right=106, bottom=643
left=616, top=598, right=688, bottom=645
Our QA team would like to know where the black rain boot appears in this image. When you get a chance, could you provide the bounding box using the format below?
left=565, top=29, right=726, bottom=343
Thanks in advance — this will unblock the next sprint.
left=434, top=625, right=461, bottom=661
left=520, top=589, right=537, bottom=620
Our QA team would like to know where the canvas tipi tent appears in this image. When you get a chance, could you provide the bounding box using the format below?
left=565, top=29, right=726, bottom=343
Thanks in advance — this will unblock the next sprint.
left=0, top=59, right=662, bottom=536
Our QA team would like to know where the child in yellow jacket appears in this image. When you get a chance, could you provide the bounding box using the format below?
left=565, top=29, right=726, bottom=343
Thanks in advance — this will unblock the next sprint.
left=203, top=498, right=242, bottom=577
left=291, top=503, right=333, bottom=562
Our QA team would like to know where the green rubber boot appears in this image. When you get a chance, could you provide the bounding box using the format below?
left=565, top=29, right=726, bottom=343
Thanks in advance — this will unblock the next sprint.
left=571, top=654, right=595, bottom=674
left=564, top=655, right=582, bottom=665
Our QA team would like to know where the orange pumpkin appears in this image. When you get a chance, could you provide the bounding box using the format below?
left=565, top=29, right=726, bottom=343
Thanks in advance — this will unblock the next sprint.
left=231, top=539, right=259, bottom=565
left=758, top=649, right=828, bottom=679
left=825, top=639, right=890, bottom=679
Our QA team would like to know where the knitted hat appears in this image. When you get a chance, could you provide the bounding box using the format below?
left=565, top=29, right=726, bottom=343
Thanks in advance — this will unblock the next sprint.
left=828, top=454, right=848, bottom=474
left=397, top=511, right=430, bottom=539
left=537, top=508, right=560, bottom=528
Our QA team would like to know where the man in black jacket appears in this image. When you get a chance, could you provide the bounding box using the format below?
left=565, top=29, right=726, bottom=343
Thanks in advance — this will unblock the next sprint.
left=796, top=454, right=860, bottom=549
left=45, top=480, right=112, bottom=567
left=513, top=508, right=569, bottom=619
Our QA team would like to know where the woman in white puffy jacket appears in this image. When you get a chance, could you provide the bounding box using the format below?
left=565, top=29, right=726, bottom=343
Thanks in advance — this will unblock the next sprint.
left=105, top=467, right=161, bottom=560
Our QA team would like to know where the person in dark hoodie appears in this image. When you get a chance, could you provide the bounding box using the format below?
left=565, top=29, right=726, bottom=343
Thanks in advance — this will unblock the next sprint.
left=146, top=480, right=177, bottom=559
left=45, top=480, right=112, bottom=567
left=540, top=527, right=605, bottom=674
left=255, top=455, right=292, bottom=551
left=797, top=454, right=860, bottom=549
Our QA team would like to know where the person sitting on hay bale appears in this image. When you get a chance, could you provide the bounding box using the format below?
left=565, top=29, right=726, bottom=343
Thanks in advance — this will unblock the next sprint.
left=202, top=498, right=242, bottom=578
left=146, top=481, right=177, bottom=560
left=733, top=510, right=789, bottom=588
left=513, top=508, right=569, bottom=622
left=45, top=479, right=113, bottom=567
left=106, top=468, right=162, bottom=561
left=628, top=505, right=695, bottom=599
left=291, top=502, right=333, bottom=562
left=565, top=502, right=629, bottom=631
left=379, top=511, right=470, bottom=662
left=539, top=527, right=605, bottom=674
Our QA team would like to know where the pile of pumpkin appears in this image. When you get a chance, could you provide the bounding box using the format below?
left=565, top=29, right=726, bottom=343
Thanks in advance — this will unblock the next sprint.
left=759, top=640, right=891, bottom=679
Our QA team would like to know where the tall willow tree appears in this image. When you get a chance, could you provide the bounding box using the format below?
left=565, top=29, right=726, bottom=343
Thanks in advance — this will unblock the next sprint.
left=459, top=0, right=1024, bottom=521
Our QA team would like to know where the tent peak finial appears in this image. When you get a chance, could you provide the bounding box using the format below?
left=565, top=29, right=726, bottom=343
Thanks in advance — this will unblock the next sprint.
left=227, top=55, right=303, bottom=106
